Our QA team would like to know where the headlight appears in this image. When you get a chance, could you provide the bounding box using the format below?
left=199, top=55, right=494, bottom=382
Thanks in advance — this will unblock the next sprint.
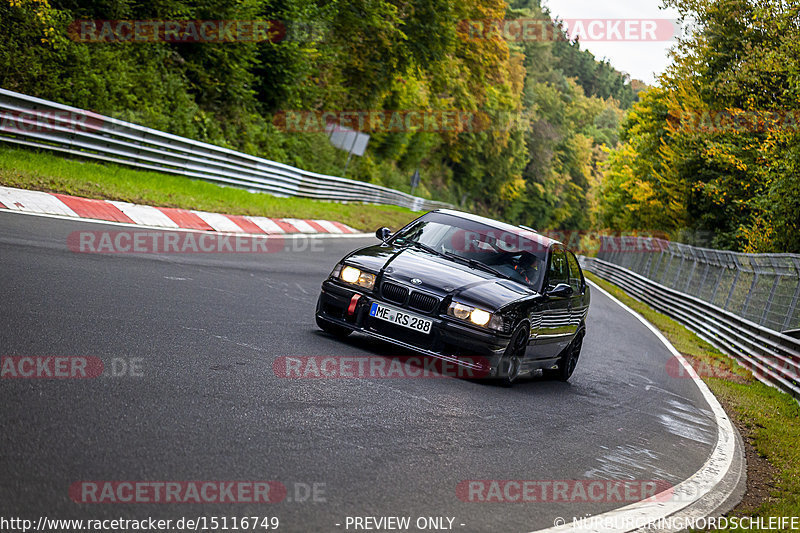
left=448, top=301, right=494, bottom=327
left=338, top=265, right=376, bottom=290
left=450, top=302, right=472, bottom=319
left=340, top=265, right=360, bottom=283
left=470, top=308, right=491, bottom=326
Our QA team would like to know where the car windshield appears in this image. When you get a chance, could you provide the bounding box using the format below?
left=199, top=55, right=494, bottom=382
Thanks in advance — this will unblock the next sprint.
left=391, top=212, right=549, bottom=290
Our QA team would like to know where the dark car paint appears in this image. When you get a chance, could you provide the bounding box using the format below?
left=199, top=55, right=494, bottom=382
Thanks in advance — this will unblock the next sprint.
left=344, top=245, right=536, bottom=311
left=316, top=211, right=590, bottom=378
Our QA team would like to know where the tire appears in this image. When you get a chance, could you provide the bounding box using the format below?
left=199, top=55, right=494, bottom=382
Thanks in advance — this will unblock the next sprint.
left=316, top=314, right=353, bottom=338
left=543, top=330, right=583, bottom=382
left=497, top=324, right=528, bottom=387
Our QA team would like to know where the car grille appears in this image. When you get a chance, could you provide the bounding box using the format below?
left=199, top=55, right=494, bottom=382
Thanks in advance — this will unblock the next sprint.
left=381, top=281, right=408, bottom=304
left=408, top=291, right=438, bottom=313
left=381, top=281, right=440, bottom=314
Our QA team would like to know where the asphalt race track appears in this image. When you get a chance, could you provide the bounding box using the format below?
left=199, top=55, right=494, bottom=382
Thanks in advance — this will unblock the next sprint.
left=0, top=211, right=720, bottom=532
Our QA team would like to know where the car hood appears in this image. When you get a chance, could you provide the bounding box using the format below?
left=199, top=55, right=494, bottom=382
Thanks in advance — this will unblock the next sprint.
left=344, top=245, right=538, bottom=310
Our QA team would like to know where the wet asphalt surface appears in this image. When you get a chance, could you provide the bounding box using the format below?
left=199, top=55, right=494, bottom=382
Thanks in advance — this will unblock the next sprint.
left=0, top=211, right=719, bottom=532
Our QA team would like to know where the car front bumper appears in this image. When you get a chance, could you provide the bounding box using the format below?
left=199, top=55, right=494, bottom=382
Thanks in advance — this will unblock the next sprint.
left=316, top=279, right=513, bottom=377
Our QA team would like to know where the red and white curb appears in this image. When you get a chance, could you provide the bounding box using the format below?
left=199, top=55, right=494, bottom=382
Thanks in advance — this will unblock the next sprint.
left=0, top=186, right=364, bottom=236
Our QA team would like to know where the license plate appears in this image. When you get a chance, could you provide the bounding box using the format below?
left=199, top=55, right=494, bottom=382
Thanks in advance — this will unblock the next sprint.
left=370, top=303, right=432, bottom=334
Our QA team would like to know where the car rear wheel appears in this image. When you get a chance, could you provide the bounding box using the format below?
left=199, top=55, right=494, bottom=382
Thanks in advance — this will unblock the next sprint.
left=316, top=315, right=353, bottom=338
left=543, top=331, right=583, bottom=382
left=498, top=324, right=527, bottom=387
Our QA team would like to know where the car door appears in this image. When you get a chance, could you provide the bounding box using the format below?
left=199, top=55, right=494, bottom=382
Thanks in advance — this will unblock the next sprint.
left=533, top=246, right=573, bottom=359
left=566, top=250, right=589, bottom=332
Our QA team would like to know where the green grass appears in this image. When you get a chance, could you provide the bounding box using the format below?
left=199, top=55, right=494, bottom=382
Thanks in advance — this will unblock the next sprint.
left=585, top=272, right=800, bottom=530
left=0, top=147, right=420, bottom=232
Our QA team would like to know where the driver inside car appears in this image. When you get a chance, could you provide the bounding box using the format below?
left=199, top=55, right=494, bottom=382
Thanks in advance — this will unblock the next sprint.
left=513, top=251, right=543, bottom=288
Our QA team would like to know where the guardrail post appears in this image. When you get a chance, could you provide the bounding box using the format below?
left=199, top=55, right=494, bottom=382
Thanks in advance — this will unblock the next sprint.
left=724, top=265, right=741, bottom=311
left=632, top=238, right=646, bottom=273
left=660, top=252, right=675, bottom=284
left=672, top=249, right=686, bottom=289
left=641, top=252, right=653, bottom=277
left=638, top=243, right=651, bottom=274
left=699, top=258, right=711, bottom=298
left=761, top=275, right=781, bottom=327
left=784, top=259, right=800, bottom=331
left=643, top=246, right=656, bottom=278
left=650, top=248, right=665, bottom=280
left=621, top=238, right=633, bottom=269
left=741, top=271, right=759, bottom=317
left=684, top=257, right=698, bottom=293
left=710, top=266, right=723, bottom=305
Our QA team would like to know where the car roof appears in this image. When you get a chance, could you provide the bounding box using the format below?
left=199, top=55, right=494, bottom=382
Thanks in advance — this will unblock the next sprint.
left=433, top=209, right=561, bottom=247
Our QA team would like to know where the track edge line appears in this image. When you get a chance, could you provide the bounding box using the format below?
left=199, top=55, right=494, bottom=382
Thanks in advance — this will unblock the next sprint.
left=529, top=279, right=745, bottom=533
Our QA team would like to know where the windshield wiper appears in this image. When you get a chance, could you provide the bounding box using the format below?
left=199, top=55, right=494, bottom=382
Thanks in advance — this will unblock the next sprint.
left=404, top=242, right=514, bottom=281
left=405, top=240, right=442, bottom=256
left=440, top=251, right=514, bottom=281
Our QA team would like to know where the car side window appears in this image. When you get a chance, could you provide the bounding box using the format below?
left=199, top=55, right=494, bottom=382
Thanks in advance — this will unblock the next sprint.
left=566, top=251, right=583, bottom=294
left=546, top=248, right=569, bottom=289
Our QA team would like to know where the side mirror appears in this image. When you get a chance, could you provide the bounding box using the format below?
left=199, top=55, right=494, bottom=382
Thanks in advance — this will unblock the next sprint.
left=547, top=283, right=573, bottom=298
left=376, top=227, right=392, bottom=242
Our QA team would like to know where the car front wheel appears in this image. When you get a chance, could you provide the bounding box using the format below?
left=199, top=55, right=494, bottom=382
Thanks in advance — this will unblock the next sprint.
left=497, top=324, right=527, bottom=387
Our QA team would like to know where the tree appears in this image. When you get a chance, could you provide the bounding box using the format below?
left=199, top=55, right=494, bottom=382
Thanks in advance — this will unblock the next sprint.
left=601, top=0, right=800, bottom=252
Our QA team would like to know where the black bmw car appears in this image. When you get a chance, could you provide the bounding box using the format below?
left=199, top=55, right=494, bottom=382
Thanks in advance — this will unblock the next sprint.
left=315, top=210, right=590, bottom=385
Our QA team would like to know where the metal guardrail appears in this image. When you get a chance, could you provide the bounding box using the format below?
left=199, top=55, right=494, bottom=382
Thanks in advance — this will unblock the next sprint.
left=0, top=88, right=453, bottom=212
left=582, top=256, right=800, bottom=401
left=596, top=236, right=800, bottom=333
